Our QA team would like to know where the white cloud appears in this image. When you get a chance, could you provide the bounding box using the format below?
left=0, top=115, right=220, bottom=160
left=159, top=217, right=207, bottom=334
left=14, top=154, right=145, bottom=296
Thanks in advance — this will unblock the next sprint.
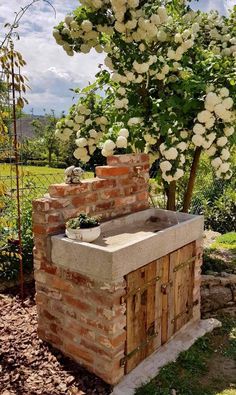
left=0, top=0, right=103, bottom=115
left=190, top=0, right=236, bottom=14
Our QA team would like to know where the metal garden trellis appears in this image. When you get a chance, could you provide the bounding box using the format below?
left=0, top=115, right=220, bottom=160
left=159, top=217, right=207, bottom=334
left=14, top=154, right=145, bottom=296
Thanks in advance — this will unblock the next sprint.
left=0, top=42, right=25, bottom=298
left=0, top=0, right=57, bottom=298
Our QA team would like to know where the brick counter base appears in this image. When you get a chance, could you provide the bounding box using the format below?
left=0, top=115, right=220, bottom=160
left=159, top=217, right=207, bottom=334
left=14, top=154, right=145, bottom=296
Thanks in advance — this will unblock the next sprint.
left=33, top=154, right=150, bottom=385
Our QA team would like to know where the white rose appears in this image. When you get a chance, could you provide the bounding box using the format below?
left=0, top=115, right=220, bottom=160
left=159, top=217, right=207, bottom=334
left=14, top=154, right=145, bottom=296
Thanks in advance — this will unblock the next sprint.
left=211, top=157, right=222, bottom=169
left=174, top=33, right=183, bottom=44
left=174, top=168, right=184, bottom=180
left=214, top=104, right=227, bottom=118
left=156, top=73, right=165, bottom=80
left=104, top=56, right=114, bottom=70
left=151, top=14, right=161, bottom=25
left=159, top=143, right=166, bottom=153
left=225, top=170, right=233, bottom=180
left=115, top=21, right=126, bottom=33
left=81, top=20, right=93, bottom=32
left=219, top=162, right=230, bottom=173
left=117, top=87, right=126, bottom=96
left=162, top=174, right=174, bottom=183
left=219, top=87, right=229, bottom=98
left=119, top=128, right=129, bottom=138
left=87, top=138, right=95, bottom=146
left=197, top=110, right=212, bottom=123
left=206, top=146, right=217, bottom=157
left=100, top=116, right=109, bottom=125
left=167, top=49, right=176, bottom=60
left=74, top=147, right=87, bottom=159
left=192, top=135, right=205, bottom=147
left=116, top=136, right=128, bottom=148
left=205, top=117, right=215, bottom=129
left=76, top=137, right=87, bottom=147
left=180, top=154, right=186, bottom=164
left=80, top=44, right=91, bottom=53
left=207, top=132, right=216, bottom=142
left=222, top=97, right=234, bottom=110
left=160, top=161, right=172, bottom=172
left=104, top=139, right=116, bottom=151
left=206, top=84, right=215, bottom=93
left=202, top=140, right=212, bottom=150
left=128, top=0, right=139, bottom=7
left=162, top=64, right=170, bottom=75
left=157, top=30, right=167, bottom=42
left=164, top=147, right=178, bottom=160
left=177, top=142, right=187, bottom=151
left=89, top=129, right=97, bottom=138
left=158, top=6, right=168, bottom=23
left=128, top=117, right=142, bottom=126
left=224, top=126, right=234, bottom=137
left=193, top=124, right=206, bottom=135
left=206, top=92, right=221, bottom=106
left=205, top=102, right=216, bottom=112
left=75, top=115, right=85, bottom=124
left=144, top=134, right=156, bottom=144
left=180, top=130, right=188, bottom=139
left=221, top=148, right=230, bottom=161
left=102, top=148, right=113, bottom=157
left=89, top=145, right=96, bottom=155
left=65, top=119, right=74, bottom=128
left=217, top=136, right=228, bottom=147
left=64, top=127, right=73, bottom=136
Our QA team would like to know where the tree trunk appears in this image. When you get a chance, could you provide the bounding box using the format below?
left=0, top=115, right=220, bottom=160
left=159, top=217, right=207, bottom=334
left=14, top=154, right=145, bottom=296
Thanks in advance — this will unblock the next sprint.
left=167, top=181, right=176, bottom=211
left=48, top=150, right=52, bottom=167
left=182, top=147, right=202, bottom=213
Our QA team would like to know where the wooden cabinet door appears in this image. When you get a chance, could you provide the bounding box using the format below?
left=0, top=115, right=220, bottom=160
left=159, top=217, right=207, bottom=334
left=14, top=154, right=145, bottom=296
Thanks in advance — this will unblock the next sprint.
left=125, top=259, right=162, bottom=374
left=169, top=242, right=196, bottom=336
left=124, top=242, right=197, bottom=374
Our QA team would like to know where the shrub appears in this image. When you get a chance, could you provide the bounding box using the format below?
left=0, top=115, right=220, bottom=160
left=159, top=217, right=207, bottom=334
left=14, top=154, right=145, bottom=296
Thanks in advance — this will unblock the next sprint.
left=190, top=153, right=236, bottom=233
left=0, top=196, right=33, bottom=281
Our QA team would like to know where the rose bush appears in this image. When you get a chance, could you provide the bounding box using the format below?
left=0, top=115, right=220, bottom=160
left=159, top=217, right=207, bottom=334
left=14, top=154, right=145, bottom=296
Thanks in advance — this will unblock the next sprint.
left=53, top=0, right=236, bottom=211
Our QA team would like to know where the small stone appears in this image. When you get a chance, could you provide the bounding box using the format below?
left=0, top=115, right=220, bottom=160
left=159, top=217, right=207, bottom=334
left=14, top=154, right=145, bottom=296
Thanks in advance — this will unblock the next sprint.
left=221, top=272, right=231, bottom=277
left=205, top=271, right=218, bottom=276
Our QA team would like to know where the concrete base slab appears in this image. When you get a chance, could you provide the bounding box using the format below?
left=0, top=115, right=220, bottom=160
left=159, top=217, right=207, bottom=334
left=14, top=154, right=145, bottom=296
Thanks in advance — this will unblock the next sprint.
left=111, top=318, right=221, bottom=395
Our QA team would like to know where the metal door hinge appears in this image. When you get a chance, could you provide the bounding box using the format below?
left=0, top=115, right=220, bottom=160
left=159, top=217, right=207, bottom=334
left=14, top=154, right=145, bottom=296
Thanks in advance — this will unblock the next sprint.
left=171, top=299, right=199, bottom=323
left=120, top=275, right=161, bottom=304
left=120, top=330, right=159, bottom=367
left=173, top=256, right=196, bottom=272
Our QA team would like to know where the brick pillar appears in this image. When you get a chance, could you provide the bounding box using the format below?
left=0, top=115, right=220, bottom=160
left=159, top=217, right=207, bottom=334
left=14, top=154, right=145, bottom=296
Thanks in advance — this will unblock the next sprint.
left=33, top=154, right=150, bottom=385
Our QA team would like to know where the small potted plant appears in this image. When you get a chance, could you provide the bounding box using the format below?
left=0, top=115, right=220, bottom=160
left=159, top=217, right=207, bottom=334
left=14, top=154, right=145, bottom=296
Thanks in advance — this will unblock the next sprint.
left=65, top=213, right=101, bottom=242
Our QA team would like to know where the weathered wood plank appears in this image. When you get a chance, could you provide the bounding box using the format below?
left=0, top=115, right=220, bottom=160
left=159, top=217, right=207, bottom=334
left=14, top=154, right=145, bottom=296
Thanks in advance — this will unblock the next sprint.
left=172, top=242, right=195, bottom=333
left=161, top=255, right=169, bottom=345
left=126, top=261, right=158, bottom=373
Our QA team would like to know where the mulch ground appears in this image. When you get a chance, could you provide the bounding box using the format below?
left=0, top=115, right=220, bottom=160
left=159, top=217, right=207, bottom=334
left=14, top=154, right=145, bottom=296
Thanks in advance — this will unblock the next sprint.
left=0, top=283, right=111, bottom=395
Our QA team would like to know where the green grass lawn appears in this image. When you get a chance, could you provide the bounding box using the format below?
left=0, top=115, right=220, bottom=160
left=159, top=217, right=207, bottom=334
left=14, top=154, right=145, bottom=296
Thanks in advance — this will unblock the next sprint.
left=136, top=315, right=236, bottom=395
left=211, top=233, right=236, bottom=251
left=0, top=163, right=65, bottom=177
left=0, top=164, right=93, bottom=193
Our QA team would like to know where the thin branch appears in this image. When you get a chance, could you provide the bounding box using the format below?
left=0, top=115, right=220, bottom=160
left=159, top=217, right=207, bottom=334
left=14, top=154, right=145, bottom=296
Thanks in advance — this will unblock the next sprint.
left=0, top=0, right=56, bottom=49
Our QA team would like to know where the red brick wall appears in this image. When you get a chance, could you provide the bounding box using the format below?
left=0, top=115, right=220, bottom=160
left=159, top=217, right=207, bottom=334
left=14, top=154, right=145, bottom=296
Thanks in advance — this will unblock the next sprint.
left=33, top=153, right=150, bottom=385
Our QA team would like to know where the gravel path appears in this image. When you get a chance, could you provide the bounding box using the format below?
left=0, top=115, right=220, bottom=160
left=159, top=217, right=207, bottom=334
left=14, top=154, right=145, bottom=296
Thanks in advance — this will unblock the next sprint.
left=0, top=284, right=111, bottom=395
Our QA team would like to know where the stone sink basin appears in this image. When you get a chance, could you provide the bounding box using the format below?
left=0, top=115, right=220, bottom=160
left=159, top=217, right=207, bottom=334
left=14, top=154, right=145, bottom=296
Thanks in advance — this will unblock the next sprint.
left=51, top=208, right=204, bottom=282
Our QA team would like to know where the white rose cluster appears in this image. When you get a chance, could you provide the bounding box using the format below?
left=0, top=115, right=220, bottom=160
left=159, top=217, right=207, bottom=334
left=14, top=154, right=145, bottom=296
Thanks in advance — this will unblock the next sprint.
left=158, top=134, right=189, bottom=183
left=55, top=101, right=110, bottom=163
left=101, top=128, right=129, bottom=157
left=192, top=87, right=235, bottom=179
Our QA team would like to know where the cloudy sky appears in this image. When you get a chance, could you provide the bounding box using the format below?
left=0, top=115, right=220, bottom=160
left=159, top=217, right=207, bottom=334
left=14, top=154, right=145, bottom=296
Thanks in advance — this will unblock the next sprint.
left=0, top=0, right=235, bottom=115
